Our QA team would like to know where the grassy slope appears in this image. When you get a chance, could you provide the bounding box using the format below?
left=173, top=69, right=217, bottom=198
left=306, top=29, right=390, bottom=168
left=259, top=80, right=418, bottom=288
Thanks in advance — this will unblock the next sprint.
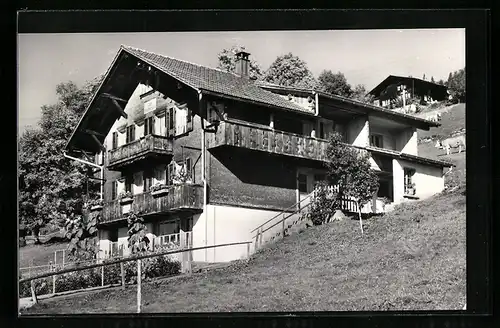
left=417, top=103, right=465, bottom=141
left=23, top=185, right=465, bottom=313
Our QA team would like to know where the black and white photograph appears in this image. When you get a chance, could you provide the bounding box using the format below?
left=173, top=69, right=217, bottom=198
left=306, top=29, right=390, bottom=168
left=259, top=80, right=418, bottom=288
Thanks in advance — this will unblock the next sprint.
left=18, top=24, right=467, bottom=314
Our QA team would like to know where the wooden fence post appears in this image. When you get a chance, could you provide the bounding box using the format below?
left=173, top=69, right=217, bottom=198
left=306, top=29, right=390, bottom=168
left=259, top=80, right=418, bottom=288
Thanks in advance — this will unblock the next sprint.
left=120, top=262, right=125, bottom=290
left=137, top=259, right=142, bottom=313
left=247, top=242, right=250, bottom=259
left=51, top=262, right=56, bottom=294
left=282, top=216, right=285, bottom=236
left=101, top=265, right=104, bottom=286
left=30, top=280, right=38, bottom=304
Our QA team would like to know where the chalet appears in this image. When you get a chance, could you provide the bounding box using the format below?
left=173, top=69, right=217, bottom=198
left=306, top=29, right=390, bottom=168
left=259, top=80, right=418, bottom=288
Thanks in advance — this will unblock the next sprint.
left=368, top=75, right=450, bottom=109
left=65, top=46, right=454, bottom=263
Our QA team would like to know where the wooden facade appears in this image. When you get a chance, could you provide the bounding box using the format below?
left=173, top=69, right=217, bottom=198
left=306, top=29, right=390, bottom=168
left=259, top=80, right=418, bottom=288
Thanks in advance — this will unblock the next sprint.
left=107, top=134, right=174, bottom=171
left=100, top=184, right=203, bottom=224
left=207, top=119, right=367, bottom=163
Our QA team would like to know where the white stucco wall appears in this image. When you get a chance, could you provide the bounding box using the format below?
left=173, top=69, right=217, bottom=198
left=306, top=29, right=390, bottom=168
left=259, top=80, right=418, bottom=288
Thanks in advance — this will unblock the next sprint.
left=347, top=116, right=369, bottom=147
left=191, top=204, right=291, bottom=263
left=395, top=127, right=418, bottom=155
left=393, top=159, right=445, bottom=203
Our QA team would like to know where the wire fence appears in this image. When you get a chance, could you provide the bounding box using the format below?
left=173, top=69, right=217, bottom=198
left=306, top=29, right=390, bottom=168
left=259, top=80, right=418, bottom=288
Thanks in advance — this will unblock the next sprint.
left=19, top=241, right=253, bottom=313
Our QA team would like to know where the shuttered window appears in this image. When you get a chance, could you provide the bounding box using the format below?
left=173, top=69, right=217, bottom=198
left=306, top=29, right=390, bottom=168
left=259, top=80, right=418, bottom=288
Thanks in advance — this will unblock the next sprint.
left=167, top=162, right=175, bottom=185
left=143, top=169, right=153, bottom=192
left=126, top=125, right=135, bottom=143
left=112, top=132, right=118, bottom=149
left=111, top=181, right=118, bottom=200
left=144, top=116, right=155, bottom=136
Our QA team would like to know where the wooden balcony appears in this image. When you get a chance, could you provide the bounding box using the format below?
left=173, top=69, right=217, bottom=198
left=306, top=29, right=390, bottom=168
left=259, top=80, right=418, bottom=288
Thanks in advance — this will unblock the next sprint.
left=100, top=184, right=203, bottom=225
left=107, top=134, right=173, bottom=171
left=207, top=120, right=367, bottom=162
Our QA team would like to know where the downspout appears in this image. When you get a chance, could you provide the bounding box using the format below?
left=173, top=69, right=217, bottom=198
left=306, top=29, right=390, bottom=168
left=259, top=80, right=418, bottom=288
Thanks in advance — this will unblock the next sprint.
left=198, top=90, right=208, bottom=262
left=63, top=151, right=104, bottom=201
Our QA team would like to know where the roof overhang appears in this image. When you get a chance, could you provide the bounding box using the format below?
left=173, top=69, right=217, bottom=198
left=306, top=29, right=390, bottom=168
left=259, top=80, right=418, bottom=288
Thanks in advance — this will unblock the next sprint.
left=365, top=146, right=454, bottom=168
left=65, top=47, right=200, bottom=154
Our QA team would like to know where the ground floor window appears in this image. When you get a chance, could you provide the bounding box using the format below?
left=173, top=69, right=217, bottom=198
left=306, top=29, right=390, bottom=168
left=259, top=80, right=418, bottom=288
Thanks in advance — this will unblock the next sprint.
left=108, top=229, right=118, bottom=242
left=298, top=174, right=308, bottom=193
left=404, top=168, right=416, bottom=195
left=377, top=179, right=393, bottom=201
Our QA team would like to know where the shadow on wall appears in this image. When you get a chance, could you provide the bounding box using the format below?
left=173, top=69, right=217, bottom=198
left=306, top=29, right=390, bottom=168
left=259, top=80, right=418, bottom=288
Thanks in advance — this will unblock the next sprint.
left=209, top=148, right=296, bottom=189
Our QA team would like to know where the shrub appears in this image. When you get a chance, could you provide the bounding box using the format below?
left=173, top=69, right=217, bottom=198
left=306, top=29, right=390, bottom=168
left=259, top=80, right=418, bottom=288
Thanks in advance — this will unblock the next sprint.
left=303, top=181, right=337, bottom=226
left=19, top=256, right=181, bottom=298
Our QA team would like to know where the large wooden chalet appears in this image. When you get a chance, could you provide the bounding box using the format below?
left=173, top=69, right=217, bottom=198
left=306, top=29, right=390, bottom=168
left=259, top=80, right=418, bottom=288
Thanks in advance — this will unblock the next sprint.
left=65, top=46, right=453, bottom=263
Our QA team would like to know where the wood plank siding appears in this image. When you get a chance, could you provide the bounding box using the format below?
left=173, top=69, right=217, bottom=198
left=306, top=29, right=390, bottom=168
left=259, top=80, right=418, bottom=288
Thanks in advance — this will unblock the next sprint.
left=107, top=134, right=174, bottom=171
left=100, top=184, right=203, bottom=224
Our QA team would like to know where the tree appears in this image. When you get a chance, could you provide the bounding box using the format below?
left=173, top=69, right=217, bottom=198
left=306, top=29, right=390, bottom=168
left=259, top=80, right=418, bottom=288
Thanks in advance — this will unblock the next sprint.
left=263, top=52, right=318, bottom=89
left=216, top=45, right=263, bottom=80
left=19, top=77, right=103, bottom=241
left=324, top=132, right=379, bottom=234
left=317, top=70, right=352, bottom=98
left=446, top=68, right=465, bottom=103
left=65, top=208, right=99, bottom=261
left=438, top=79, right=445, bottom=86
left=127, top=211, right=150, bottom=254
left=350, top=84, right=375, bottom=104
left=422, top=73, right=426, bottom=81
left=430, top=76, right=435, bottom=83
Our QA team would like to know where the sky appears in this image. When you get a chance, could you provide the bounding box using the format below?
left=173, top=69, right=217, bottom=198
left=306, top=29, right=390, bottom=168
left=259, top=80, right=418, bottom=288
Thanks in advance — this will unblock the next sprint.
left=17, top=29, right=465, bottom=134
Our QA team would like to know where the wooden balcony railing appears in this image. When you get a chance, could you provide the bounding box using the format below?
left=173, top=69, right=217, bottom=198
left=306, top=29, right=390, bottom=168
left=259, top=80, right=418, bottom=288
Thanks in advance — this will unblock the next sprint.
left=107, top=134, right=173, bottom=170
left=207, top=120, right=367, bottom=162
left=100, top=184, right=203, bottom=224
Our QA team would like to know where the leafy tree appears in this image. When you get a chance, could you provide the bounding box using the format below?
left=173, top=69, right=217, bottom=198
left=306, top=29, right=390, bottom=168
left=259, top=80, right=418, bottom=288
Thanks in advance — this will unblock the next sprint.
left=263, top=52, right=317, bottom=89
left=317, top=70, right=352, bottom=98
left=350, top=84, right=375, bottom=104
left=65, top=208, right=99, bottom=262
left=127, top=211, right=150, bottom=254
left=438, top=79, right=445, bottom=86
left=430, top=76, right=435, bottom=83
left=446, top=68, right=465, bottom=103
left=422, top=73, right=426, bottom=80
left=19, top=77, right=103, bottom=241
left=216, top=45, right=263, bottom=79
left=324, top=132, right=379, bottom=234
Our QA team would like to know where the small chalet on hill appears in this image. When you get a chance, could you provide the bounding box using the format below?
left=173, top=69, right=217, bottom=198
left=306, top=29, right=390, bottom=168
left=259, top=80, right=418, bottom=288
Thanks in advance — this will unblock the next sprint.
left=368, top=75, right=450, bottom=109
left=65, top=46, right=453, bottom=263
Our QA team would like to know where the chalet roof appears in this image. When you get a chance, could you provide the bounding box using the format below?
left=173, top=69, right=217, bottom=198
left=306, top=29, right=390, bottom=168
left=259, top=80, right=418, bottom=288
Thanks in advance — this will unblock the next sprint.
left=256, top=82, right=441, bottom=129
left=121, top=46, right=313, bottom=115
left=367, top=75, right=448, bottom=97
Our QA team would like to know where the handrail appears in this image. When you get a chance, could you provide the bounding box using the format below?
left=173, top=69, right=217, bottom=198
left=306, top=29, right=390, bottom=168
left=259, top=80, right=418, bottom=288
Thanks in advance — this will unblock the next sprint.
left=250, top=191, right=315, bottom=234
left=258, top=200, right=314, bottom=236
left=19, top=241, right=253, bottom=284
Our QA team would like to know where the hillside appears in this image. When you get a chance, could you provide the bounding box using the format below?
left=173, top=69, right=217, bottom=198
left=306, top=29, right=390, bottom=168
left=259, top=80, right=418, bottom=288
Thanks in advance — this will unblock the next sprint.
left=23, top=183, right=466, bottom=313
left=417, top=103, right=465, bottom=142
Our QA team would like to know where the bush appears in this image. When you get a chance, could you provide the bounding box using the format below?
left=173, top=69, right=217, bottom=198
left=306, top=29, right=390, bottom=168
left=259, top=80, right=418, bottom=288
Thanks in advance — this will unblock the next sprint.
left=19, top=255, right=181, bottom=298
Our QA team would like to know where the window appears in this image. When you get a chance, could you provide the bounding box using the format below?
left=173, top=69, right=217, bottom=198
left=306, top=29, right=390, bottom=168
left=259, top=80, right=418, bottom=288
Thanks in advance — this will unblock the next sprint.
left=112, top=132, right=118, bottom=149
left=125, top=176, right=133, bottom=194
left=370, top=134, right=384, bottom=148
left=185, top=157, right=192, bottom=181
left=111, top=181, right=118, bottom=200
left=167, top=162, right=175, bottom=185
left=126, top=125, right=135, bottom=143
left=144, top=116, right=155, bottom=136
left=319, top=122, right=325, bottom=139
left=298, top=174, right=308, bottom=193
left=143, top=170, right=153, bottom=192
left=166, top=107, right=176, bottom=136
left=109, top=229, right=118, bottom=242
left=404, top=168, right=416, bottom=195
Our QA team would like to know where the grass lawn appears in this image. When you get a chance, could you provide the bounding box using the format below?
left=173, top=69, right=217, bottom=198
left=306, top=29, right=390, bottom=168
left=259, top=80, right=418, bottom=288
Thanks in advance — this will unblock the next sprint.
left=22, top=184, right=466, bottom=313
left=19, top=242, right=69, bottom=268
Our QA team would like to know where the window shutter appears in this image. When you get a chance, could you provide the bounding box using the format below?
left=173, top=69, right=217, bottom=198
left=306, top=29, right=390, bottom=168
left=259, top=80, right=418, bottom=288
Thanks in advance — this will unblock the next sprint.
left=169, top=107, right=176, bottom=136
left=186, top=109, right=193, bottom=132
left=167, top=162, right=174, bottom=185
left=185, top=157, right=192, bottom=181
left=131, top=125, right=135, bottom=141
left=112, top=132, right=118, bottom=149
left=165, top=109, right=169, bottom=137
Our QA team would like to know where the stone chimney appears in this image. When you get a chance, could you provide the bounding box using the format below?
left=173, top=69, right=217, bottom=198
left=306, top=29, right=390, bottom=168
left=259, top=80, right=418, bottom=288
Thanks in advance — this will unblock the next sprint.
left=235, top=51, right=250, bottom=78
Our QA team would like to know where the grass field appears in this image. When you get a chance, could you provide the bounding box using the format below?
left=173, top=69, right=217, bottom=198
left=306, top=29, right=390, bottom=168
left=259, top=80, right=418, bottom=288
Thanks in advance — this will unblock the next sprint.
left=19, top=242, right=69, bottom=268
left=417, top=103, right=465, bottom=141
left=22, top=182, right=466, bottom=313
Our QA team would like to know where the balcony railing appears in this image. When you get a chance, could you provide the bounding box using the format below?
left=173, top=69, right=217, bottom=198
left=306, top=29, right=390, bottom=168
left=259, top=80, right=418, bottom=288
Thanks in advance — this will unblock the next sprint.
left=100, top=184, right=203, bottom=224
left=207, top=120, right=367, bottom=162
left=107, top=134, right=174, bottom=170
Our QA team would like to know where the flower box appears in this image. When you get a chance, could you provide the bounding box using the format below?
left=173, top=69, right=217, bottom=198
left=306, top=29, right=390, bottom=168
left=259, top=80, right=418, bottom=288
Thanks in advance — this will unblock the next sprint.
left=118, top=192, right=134, bottom=204
left=151, top=188, right=169, bottom=197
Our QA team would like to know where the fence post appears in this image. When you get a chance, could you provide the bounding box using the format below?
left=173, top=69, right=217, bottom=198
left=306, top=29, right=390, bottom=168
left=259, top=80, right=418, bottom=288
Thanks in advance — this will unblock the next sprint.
left=30, top=280, right=38, bottom=304
left=282, top=216, right=286, bottom=236
left=247, top=242, right=250, bottom=259
left=137, top=259, right=142, bottom=313
left=101, top=265, right=104, bottom=287
left=120, top=262, right=125, bottom=290
left=51, top=261, right=56, bottom=294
